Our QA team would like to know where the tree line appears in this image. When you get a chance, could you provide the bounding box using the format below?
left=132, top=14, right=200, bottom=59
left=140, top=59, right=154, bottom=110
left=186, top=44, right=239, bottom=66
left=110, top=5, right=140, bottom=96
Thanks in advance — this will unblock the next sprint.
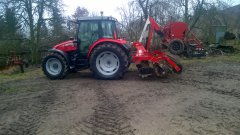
left=0, top=0, right=239, bottom=65
left=119, top=0, right=239, bottom=42
left=0, top=0, right=89, bottom=64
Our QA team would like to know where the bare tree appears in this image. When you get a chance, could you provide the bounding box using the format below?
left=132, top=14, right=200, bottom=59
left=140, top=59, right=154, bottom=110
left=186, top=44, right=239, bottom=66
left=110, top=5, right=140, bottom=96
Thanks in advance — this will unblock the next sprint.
left=9, top=0, right=65, bottom=64
left=137, top=0, right=150, bottom=19
left=72, top=6, right=89, bottom=20
left=118, top=1, right=142, bottom=41
left=185, top=0, right=189, bottom=23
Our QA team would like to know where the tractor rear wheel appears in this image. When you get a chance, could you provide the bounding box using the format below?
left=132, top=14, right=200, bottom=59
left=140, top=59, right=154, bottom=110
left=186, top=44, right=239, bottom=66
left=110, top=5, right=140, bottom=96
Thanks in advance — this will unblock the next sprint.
left=90, top=43, right=128, bottom=79
left=125, top=53, right=132, bottom=72
left=168, top=39, right=185, bottom=55
left=42, top=53, right=68, bottom=79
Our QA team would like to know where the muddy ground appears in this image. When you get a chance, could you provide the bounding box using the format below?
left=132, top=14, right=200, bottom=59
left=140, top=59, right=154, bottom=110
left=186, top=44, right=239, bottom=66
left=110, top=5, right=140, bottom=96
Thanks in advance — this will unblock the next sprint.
left=0, top=61, right=240, bottom=135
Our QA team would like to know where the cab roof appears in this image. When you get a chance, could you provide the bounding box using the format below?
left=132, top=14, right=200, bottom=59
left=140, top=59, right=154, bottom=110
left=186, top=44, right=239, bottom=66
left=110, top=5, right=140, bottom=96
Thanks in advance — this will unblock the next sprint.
left=77, top=16, right=118, bottom=22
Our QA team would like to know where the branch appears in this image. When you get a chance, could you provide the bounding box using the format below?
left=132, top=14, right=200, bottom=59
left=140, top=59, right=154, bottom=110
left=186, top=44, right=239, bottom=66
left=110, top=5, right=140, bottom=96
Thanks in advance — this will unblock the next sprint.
left=189, top=0, right=205, bottom=30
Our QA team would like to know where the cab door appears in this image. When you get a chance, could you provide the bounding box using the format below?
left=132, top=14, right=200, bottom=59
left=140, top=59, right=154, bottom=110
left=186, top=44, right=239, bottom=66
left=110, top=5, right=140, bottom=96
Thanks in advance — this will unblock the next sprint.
left=78, top=21, right=99, bottom=57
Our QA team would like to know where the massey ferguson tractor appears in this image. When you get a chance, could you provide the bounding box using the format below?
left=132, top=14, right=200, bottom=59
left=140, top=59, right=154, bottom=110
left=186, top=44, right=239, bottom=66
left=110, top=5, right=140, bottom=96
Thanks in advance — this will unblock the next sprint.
left=42, top=16, right=182, bottom=80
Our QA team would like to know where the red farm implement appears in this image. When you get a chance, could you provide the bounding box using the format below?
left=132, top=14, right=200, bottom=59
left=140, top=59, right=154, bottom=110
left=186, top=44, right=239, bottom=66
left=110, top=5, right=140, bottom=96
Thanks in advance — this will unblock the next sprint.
left=162, top=21, right=205, bottom=57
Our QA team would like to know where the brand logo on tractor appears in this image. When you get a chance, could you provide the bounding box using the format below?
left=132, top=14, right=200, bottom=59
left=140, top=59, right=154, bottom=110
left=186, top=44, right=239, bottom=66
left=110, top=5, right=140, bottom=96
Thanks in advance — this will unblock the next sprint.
left=64, top=43, right=74, bottom=47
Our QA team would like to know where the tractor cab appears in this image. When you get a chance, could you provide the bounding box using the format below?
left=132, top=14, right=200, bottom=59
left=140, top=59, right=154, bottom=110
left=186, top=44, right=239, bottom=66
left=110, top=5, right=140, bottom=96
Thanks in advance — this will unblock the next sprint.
left=75, top=16, right=119, bottom=57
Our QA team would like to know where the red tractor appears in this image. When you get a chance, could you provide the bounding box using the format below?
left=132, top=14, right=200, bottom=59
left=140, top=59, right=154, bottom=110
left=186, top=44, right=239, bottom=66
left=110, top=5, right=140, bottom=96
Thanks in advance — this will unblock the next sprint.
left=42, top=16, right=182, bottom=80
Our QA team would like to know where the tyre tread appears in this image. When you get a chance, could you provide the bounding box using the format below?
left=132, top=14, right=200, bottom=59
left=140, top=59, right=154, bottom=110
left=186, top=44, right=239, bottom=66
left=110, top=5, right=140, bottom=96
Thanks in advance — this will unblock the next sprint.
left=42, top=53, right=68, bottom=80
left=90, top=43, right=128, bottom=79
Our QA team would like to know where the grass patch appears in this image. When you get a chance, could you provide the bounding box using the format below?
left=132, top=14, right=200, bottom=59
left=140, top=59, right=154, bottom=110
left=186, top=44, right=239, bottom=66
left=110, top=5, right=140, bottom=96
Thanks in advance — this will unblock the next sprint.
left=0, top=84, right=30, bottom=94
left=0, top=68, right=43, bottom=84
left=181, top=53, right=240, bottom=64
left=0, top=68, right=43, bottom=94
left=0, top=81, right=42, bottom=94
left=128, top=53, right=240, bottom=70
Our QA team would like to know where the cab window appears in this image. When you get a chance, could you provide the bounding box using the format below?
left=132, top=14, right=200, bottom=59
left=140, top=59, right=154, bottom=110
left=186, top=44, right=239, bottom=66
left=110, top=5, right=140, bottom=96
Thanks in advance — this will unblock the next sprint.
left=78, top=22, right=99, bottom=55
left=101, top=21, right=113, bottom=38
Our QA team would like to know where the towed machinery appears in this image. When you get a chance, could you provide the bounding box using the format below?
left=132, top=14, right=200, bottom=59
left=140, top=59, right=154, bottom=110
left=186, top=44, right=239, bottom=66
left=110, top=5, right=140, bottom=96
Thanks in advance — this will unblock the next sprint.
left=42, top=16, right=182, bottom=80
left=162, top=21, right=205, bottom=57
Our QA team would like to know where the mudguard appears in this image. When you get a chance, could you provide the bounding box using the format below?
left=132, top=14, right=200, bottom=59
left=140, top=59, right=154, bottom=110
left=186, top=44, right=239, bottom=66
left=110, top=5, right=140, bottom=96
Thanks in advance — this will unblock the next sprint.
left=48, top=49, right=69, bottom=63
left=87, top=38, right=127, bottom=58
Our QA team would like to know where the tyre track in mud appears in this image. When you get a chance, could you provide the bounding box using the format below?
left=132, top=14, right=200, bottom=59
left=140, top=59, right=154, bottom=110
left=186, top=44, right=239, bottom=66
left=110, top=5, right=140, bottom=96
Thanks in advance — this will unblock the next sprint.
left=0, top=82, right=56, bottom=135
left=168, top=64, right=240, bottom=135
left=174, top=78, right=240, bottom=99
left=172, top=97, right=240, bottom=135
left=79, top=83, right=135, bottom=135
left=172, top=66, right=240, bottom=99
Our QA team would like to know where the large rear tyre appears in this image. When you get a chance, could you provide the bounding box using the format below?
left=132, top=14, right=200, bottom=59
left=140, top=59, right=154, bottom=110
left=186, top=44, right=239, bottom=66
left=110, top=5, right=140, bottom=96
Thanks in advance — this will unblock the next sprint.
left=42, top=53, right=68, bottom=79
left=90, top=43, right=128, bottom=79
left=125, top=53, right=132, bottom=72
left=168, top=39, right=185, bottom=55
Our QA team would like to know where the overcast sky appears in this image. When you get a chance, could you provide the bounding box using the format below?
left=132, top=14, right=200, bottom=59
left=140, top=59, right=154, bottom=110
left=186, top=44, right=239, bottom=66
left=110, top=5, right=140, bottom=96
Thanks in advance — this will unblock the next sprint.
left=63, top=0, right=240, bottom=20
left=63, top=0, right=128, bottom=20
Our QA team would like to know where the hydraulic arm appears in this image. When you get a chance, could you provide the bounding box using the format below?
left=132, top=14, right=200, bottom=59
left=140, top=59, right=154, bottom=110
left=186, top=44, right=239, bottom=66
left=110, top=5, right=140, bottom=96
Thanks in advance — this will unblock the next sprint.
left=132, top=17, right=182, bottom=78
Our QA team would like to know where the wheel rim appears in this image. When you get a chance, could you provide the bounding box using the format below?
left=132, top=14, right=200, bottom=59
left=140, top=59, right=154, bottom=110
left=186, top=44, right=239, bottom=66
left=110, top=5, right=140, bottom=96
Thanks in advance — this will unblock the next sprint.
left=46, top=58, right=62, bottom=76
left=96, top=51, right=120, bottom=76
left=172, top=42, right=181, bottom=51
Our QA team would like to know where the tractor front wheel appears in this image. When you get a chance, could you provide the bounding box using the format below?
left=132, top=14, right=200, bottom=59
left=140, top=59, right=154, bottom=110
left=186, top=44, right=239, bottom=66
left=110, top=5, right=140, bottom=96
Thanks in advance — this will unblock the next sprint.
left=90, top=43, right=128, bottom=79
left=42, top=53, right=68, bottom=79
